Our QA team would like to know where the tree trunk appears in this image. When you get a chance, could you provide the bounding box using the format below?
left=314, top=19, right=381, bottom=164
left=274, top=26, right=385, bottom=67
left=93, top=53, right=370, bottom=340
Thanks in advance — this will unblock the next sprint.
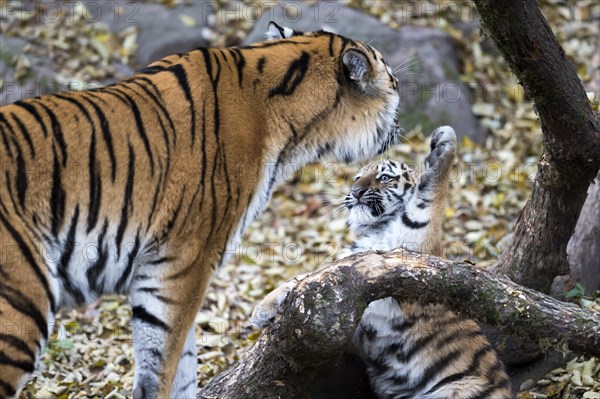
left=198, top=250, right=600, bottom=399
left=473, top=0, right=600, bottom=293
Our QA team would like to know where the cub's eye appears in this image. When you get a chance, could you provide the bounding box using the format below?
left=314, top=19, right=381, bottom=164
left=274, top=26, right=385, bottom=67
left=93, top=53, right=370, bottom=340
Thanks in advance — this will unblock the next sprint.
left=354, top=176, right=360, bottom=181
left=379, top=175, right=390, bottom=183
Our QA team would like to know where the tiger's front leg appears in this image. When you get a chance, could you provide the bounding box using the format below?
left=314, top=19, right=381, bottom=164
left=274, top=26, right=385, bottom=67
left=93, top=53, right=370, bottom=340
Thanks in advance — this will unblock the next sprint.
left=170, top=325, right=197, bottom=398
left=129, top=254, right=212, bottom=399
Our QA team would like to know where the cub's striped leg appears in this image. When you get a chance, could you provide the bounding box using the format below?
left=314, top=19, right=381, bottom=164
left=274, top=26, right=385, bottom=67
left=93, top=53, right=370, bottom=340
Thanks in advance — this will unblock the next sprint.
left=129, top=254, right=210, bottom=399
left=0, top=219, right=53, bottom=398
left=402, top=126, right=457, bottom=255
left=170, top=325, right=197, bottom=398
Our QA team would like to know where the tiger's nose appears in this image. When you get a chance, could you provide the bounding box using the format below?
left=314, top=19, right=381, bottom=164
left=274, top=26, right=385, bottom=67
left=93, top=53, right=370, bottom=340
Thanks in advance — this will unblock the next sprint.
left=351, top=188, right=367, bottom=199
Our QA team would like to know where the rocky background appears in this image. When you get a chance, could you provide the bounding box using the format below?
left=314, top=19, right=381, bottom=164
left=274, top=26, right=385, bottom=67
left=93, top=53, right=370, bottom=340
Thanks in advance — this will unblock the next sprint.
left=1, top=0, right=599, bottom=398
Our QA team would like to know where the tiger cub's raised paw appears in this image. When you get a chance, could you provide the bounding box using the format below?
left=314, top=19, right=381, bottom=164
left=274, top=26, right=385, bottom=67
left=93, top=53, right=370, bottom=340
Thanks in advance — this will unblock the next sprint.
left=251, top=280, right=296, bottom=328
left=425, top=125, right=457, bottom=171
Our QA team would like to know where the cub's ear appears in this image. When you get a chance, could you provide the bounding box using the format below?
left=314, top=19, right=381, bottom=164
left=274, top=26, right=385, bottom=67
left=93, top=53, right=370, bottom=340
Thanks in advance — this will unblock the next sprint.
left=266, top=21, right=294, bottom=40
left=342, top=49, right=371, bottom=85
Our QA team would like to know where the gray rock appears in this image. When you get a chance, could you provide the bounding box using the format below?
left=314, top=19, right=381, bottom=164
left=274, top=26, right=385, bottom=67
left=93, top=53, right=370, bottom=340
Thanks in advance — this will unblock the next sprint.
left=553, top=171, right=600, bottom=295
left=0, top=36, right=28, bottom=77
left=0, top=35, right=61, bottom=104
left=244, top=1, right=484, bottom=142
left=81, top=0, right=211, bottom=67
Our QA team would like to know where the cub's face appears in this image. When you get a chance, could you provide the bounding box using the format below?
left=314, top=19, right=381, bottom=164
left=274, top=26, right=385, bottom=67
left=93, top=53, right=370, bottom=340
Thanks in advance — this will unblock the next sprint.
left=345, top=160, right=416, bottom=228
left=266, top=22, right=400, bottom=164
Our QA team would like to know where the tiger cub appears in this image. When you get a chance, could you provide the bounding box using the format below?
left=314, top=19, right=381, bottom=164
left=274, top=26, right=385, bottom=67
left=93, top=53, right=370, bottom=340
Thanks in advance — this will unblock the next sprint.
left=252, top=126, right=513, bottom=399
left=0, top=22, right=400, bottom=399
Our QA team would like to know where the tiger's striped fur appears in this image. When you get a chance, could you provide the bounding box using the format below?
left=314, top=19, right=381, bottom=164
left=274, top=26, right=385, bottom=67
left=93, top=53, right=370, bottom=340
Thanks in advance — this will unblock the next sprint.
left=252, top=127, right=513, bottom=399
left=348, top=127, right=513, bottom=399
left=0, top=22, right=400, bottom=398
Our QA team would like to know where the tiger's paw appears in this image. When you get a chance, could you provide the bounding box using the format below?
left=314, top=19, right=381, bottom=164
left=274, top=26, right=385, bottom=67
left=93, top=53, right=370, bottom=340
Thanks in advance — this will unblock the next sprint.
left=251, top=280, right=297, bottom=328
left=425, top=126, right=457, bottom=172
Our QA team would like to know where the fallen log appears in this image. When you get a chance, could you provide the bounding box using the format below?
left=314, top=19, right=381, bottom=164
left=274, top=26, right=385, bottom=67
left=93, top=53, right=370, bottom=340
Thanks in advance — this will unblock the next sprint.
left=198, top=249, right=600, bottom=399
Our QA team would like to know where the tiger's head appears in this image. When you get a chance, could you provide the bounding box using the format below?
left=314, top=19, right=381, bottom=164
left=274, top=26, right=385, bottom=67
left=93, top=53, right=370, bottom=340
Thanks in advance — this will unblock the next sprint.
left=344, top=160, right=416, bottom=231
left=256, top=22, right=400, bottom=166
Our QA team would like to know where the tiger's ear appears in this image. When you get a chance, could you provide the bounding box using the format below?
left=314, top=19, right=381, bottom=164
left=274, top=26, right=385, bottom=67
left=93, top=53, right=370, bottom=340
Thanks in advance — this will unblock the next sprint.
left=266, top=21, right=294, bottom=40
left=342, top=49, right=371, bottom=85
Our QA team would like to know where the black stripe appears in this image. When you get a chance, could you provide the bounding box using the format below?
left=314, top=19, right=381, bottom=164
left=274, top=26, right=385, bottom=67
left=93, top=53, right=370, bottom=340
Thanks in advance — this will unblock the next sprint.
left=137, top=287, right=158, bottom=294
left=131, top=306, right=171, bottom=332
left=231, top=48, right=246, bottom=86
left=0, top=211, right=55, bottom=315
left=82, top=95, right=117, bottom=182
left=135, top=77, right=177, bottom=144
left=50, top=146, right=66, bottom=237
left=178, top=378, right=197, bottom=392
left=365, top=44, right=378, bottom=61
left=328, top=34, right=335, bottom=57
left=0, top=120, right=14, bottom=158
left=115, top=143, right=135, bottom=260
left=200, top=48, right=225, bottom=240
left=268, top=51, right=310, bottom=97
left=115, top=232, right=141, bottom=294
left=87, top=130, right=102, bottom=233
left=169, top=64, right=196, bottom=144
left=411, top=347, right=463, bottom=393
left=12, top=137, right=28, bottom=210
left=198, top=99, right=208, bottom=209
left=58, top=206, right=85, bottom=305
left=209, top=147, right=220, bottom=238
left=0, top=113, right=16, bottom=142
left=37, top=102, right=68, bottom=166
left=103, top=88, right=155, bottom=175
left=401, top=212, right=429, bottom=229
left=215, top=144, right=233, bottom=234
left=10, top=113, right=35, bottom=157
left=86, top=219, right=109, bottom=292
left=129, top=78, right=176, bottom=146
left=161, top=188, right=186, bottom=242
left=137, top=65, right=169, bottom=75
left=147, top=256, right=176, bottom=266
left=182, top=350, right=195, bottom=358
left=0, top=333, right=35, bottom=361
left=396, top=316, right=459, bottom=363
left=146, top=178, right=162, bottom=232
left=0, top=350, right=35, bottom=372
left=416, top=202, right=428, bottom=209
left=424, top=372, right=467, bottom=396
left=0, top=281, right=48, bottom=340
left=13, top=100, right=49, bottom=137
left=257, top=56, right=266, bottom=74
left=0, top=378, right=16, bottom=397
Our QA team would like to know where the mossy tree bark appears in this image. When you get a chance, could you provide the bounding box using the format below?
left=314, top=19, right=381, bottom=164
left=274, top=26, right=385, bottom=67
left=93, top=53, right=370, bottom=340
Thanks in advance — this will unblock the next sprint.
left=473, top=0, right=600, bottom=293
left=198, top=250, right=600, bottom=399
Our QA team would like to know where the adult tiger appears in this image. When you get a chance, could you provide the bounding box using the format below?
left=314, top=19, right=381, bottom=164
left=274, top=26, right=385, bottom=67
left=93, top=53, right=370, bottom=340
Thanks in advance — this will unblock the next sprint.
left=0, top=22, right=400, bottom=398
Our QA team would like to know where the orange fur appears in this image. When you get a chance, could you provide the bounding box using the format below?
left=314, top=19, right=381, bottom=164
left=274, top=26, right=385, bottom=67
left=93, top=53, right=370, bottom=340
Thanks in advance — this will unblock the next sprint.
left=0, top=28, right=399, bottom=398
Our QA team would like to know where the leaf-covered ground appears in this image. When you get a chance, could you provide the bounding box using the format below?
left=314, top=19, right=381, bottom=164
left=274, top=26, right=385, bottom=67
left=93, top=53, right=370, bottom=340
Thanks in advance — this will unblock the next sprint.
left=2, top=0, right=598, bottom=397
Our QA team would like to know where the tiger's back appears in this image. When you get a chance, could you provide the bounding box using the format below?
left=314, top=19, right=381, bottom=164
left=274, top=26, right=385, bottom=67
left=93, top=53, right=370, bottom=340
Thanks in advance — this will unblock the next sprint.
left=0, top=23, right=401, bottom=398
